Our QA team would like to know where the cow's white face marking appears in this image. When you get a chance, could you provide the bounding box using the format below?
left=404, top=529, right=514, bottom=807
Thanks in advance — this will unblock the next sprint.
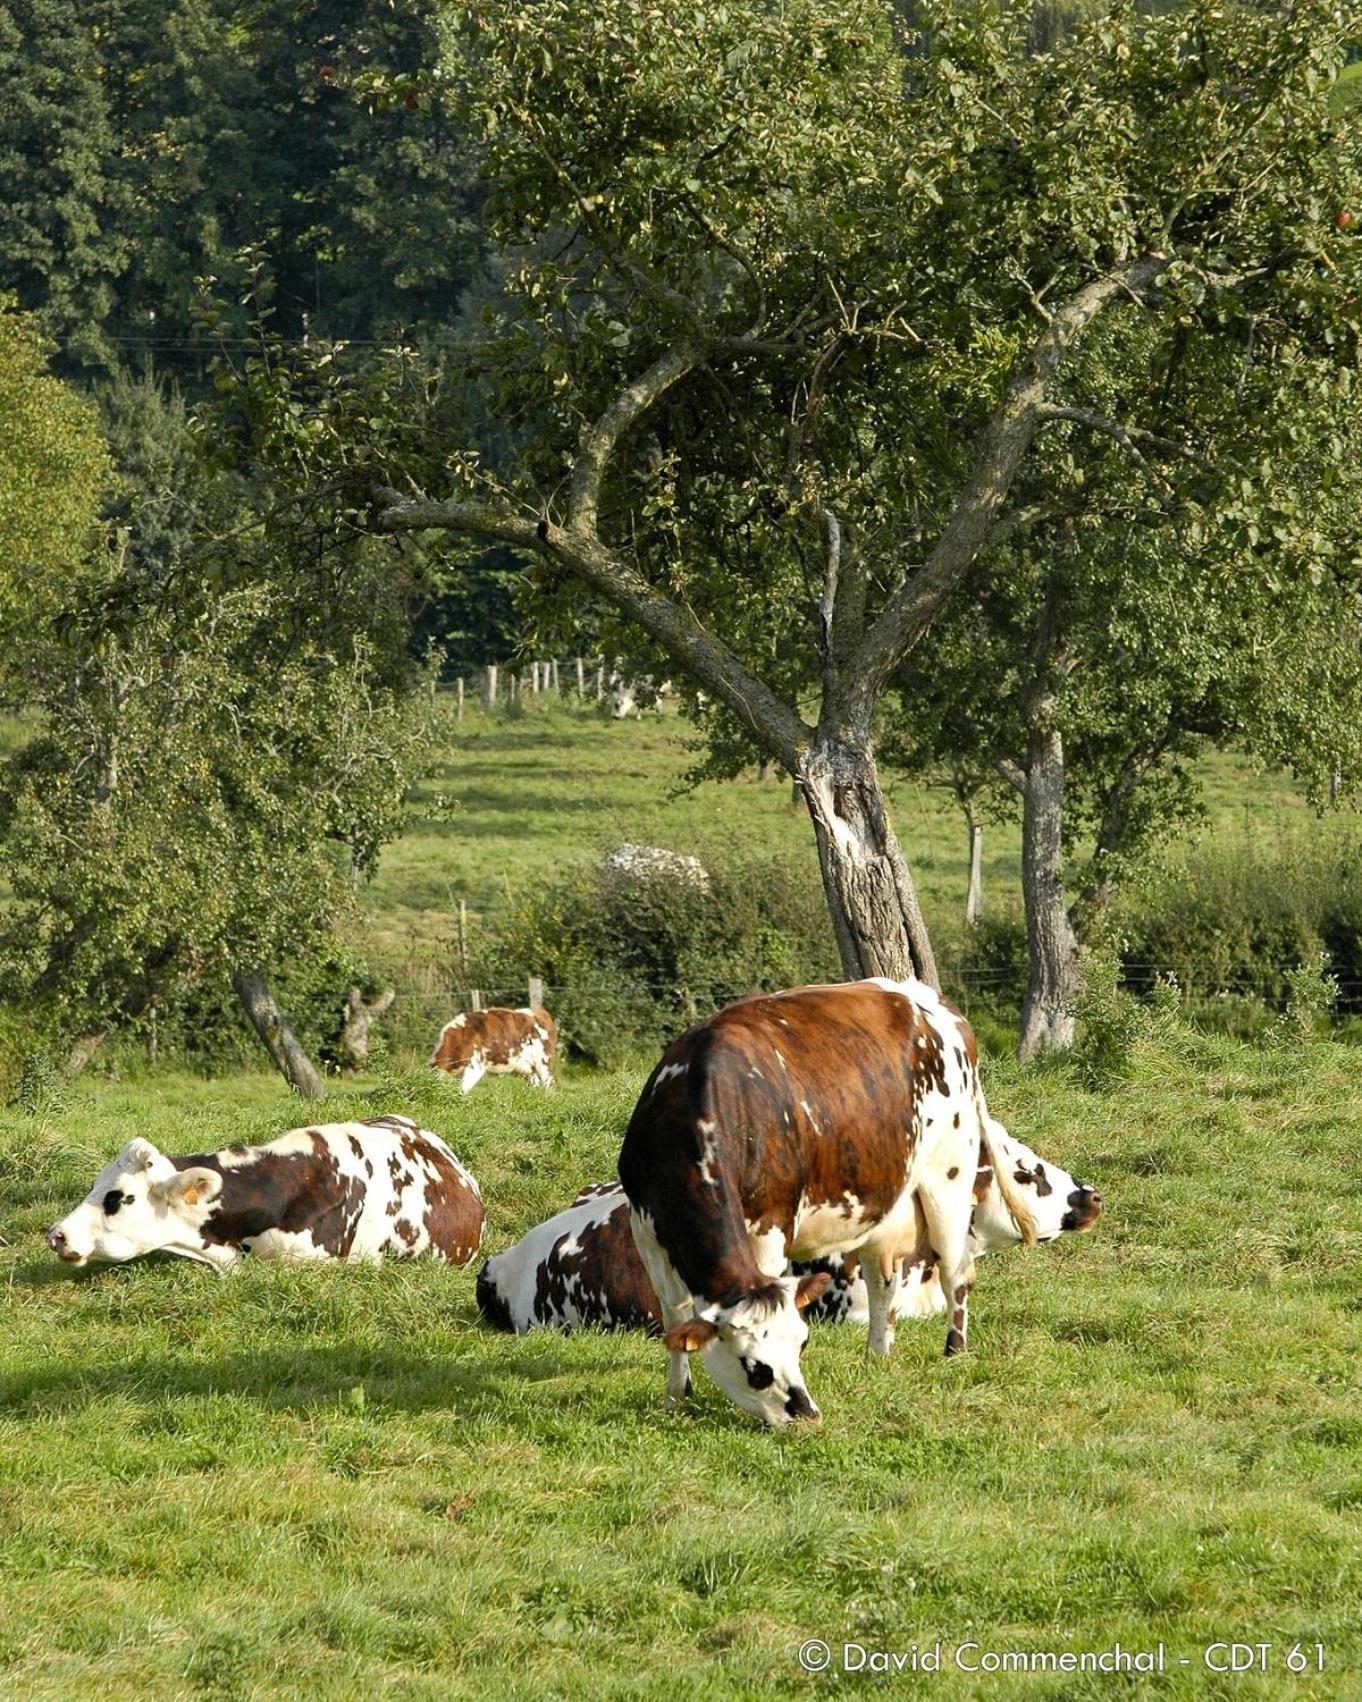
left=700, top=1281, right=818, bottom=1427
left=973, top=1121, right=1096, bottom=1245
left=46, top=1139, right=227, bottom=1268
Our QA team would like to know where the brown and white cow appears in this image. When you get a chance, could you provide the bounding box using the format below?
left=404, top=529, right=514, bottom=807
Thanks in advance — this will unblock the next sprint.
left=618, top=978, right=1038, bottom=1425
left=430, top=1006, right=556, bottom=1094
left=476, top=1127, right=1101, bottom=1335
left=45, top=1114, right=484, bottom=1273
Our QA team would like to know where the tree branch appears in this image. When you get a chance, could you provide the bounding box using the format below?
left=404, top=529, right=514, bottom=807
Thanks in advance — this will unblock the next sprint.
left=371, top=486, right=812, bottom=769
left=837, top=253, right=1171, bottom=734
left=994, top=757, right=1026, bottom=794
left=568, top=339, right=709, bottom=533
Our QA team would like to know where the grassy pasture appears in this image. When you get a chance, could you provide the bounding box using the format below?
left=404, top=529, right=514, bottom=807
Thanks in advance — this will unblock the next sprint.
left=2, top=1028, right=1360, bottom=1699
left=357, top=699, right=1322, bottom=1027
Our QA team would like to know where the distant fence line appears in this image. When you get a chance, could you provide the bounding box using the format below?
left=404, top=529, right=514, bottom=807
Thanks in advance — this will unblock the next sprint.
left=381, top=958, right=1362, bottom=1021
left=441, top=658, right=613, bottom=719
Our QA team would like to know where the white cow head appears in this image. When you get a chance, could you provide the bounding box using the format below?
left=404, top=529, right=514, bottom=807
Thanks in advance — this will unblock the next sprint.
left=46, top=1138, right=227, bottom=1269
left=973, top=1121, right=1102, bottom=1248
left=665, top=1270, right=831, bottom=1426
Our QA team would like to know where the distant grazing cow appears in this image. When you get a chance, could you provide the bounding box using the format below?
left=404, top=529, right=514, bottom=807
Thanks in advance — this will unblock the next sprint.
left=430, top=1006, right=556, bottom=1093
left=476, top=1128, right=1100, bottom=1335
left=618, top=978, right=1039, bottom=1425
left=45, top=1114, right=484, bottom=1273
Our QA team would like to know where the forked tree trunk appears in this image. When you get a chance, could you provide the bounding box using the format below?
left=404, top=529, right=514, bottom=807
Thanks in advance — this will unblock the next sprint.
left=231, top=968, right=326, bottom=1098
left=1018, top=723, right=1080, bottom=1059
left=798, top=731, right=939, bottom=988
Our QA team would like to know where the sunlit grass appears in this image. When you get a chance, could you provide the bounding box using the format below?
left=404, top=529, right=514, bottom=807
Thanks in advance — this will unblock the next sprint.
left=1, top=1029, right=1358, bottom=1697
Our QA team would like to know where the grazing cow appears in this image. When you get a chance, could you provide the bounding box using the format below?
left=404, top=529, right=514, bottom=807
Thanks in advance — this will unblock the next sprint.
left=475, top=1128, right=1101, bottom=1334
left=430, top=1006, right=556, bottom=1094
left=618, top=978, right=1038, bottom=1425
left=45, top=1114, right=484, bottom=1273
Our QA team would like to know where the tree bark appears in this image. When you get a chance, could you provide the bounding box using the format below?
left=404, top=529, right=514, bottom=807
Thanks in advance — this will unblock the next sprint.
left=65, top=1029, right=110, bottom=1078
left=338, top=985, right=396, bottom=1072
left=231, top=968, right=326, bottom=1098
left=965, top=811, right=983, bottom=926
left=1017, top=721, right=1080, bottom=1059
left=797, top=730, right=938, bottom=988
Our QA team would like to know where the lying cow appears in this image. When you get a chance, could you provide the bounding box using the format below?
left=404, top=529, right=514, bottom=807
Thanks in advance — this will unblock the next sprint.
left=477, top=1128, right=1101, bottom=1335
left=618, top=978, right=1038, bottom=1425
left=45, top=1114, right=484, bottom=1273
left=430, top=1005, right=556, bottom=1093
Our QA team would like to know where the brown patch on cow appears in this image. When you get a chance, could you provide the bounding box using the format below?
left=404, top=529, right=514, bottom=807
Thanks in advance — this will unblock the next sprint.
left=393, top=1218, right=419, bottom=1248
left=430, top=1007, right=556, bottom=1078
left=182, top=1133, right=366, bottom=1257
left=410, top=1131, right=483, bottom=1265
left=530, top=1195, right=662, bottom=1332
left=947, top=1166, right=958, bottom=1180
left=972, top=1164, right=994, bottom=1203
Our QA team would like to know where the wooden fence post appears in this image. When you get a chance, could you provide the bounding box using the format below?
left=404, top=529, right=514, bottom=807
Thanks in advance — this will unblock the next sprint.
left=471, top=988, right=483, bottom=1012
left=550, top=660, right=560, bottom=695
left=528, top=975, right=544, bottom=1010
left=457, top=900, right=469, bottom=989
left=966, top=821, right=984, bottom=925
left=456, top=676, right=464, bottom=723
left=485, top=664, right=498, bottom=708
left=574, top=656, right=585, bottom=699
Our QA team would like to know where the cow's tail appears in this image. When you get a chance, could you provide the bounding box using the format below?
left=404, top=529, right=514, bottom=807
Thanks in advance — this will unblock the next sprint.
left=976, top=1097, right=1037, bottom=1247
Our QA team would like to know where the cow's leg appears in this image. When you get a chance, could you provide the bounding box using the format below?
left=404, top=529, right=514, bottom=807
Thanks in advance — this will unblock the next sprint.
left=629, top=1209, right=695, bottom=1404
left=918, top=1184, right=977, bottom=1357
left=861, top=1251, right=903, bottom=1358
left=458, top=1056, right=487, bottom=1094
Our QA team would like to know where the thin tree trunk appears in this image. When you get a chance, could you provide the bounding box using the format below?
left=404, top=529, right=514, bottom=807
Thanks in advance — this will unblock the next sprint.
left=965, top=813, right=984, bottom=926
left=66, top=1029, right=110, bottom=1078
left=1017, top=723, right=1080, bottom=1058
left=338, top=986, right=396, bottom=1072
left=797, top=730, right=938, bottom=988
left=232, top=968, right=326, bottom=1098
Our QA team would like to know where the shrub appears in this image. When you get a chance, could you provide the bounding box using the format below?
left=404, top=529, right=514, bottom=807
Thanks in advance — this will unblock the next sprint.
left=472, top=850, right=839, bottom=1062
left=1071, top=941, right=1144, bottom=1091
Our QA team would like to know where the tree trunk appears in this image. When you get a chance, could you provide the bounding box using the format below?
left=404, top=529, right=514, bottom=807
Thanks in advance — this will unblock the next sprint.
left=65, top=1029, right=110, bottom=1078
left=965, top=810, right=983, bottom=926
left=1017, top=723, right=1080, bottom=1059
left=232, top=968, right=326, bottom=1098
left=797, top=731, right=939, bottom=988
left=338, top=986, right=396, bottom=1072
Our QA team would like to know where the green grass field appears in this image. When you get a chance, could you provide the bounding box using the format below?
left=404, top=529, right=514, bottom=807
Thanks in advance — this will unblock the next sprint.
left=2, top=1021, right=1360, bottom=1699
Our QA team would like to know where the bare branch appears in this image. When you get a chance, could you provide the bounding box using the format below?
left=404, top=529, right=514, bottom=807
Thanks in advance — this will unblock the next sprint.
left=370, top=486, right=811, bottom=769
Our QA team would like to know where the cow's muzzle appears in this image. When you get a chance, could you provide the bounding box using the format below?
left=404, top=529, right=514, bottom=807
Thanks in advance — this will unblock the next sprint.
left=46, top=1225, right=85, bottom=1263
left=1061, top=1187, right=1102, bottom=1232
left=783, top=1386, right=821, bottom=1423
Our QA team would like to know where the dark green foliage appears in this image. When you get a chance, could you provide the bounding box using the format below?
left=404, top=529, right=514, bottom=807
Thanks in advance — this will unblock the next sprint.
left=1117, top=837, right=1362, bottom=1015
left=0, top=0, right=483, bottom=374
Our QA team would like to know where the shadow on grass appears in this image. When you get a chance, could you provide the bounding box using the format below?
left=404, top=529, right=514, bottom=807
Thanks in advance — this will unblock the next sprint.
left=0, top=1334, right=612, bottom=1419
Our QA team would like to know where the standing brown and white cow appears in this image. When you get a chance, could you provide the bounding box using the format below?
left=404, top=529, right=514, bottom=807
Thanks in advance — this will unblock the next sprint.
left=430, top=1006, right=556, bottom=1093
left=476, top=1126, right=1102, bottom=1336
left=618, top=979, right=1036, bottom=1425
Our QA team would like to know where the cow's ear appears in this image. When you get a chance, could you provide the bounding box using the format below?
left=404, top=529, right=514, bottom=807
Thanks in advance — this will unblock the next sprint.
left=664, top=1317, right=719, bottom=1353
left=122, top=1137, right=165, bottom=1172
left=157, top=1167, right=223, bottom=1212
left=794, top=1271, right=833, bottom=1311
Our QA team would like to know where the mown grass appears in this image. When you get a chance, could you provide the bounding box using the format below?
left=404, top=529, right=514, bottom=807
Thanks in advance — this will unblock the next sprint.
left=2, top=1026, right=1359, bottom=1699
